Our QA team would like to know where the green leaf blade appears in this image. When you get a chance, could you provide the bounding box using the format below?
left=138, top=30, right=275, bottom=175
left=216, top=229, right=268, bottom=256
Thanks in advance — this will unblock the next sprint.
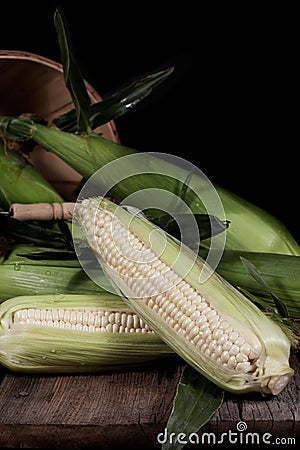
left=210, top=250, right=300, bottom=318
left=151, top=213, right=229, bottom=245
left=16, top=250, right=77, bottom=261
left=88, top=66, right=174, bottom=130
left=54, top=9, right=91, bottom=133
left=162, top=365, right=224, bottom=450
left=240, top=256, right=290, bottom=318
left=53, top=67, right=174, bottom=132
left=0, top=216, right=67, bottom=248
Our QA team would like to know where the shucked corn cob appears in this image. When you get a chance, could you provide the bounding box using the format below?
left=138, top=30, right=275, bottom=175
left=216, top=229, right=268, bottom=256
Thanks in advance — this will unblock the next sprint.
left=75, top=197, right=294, bottom=395
left=0, top=294, right=173, bottom=372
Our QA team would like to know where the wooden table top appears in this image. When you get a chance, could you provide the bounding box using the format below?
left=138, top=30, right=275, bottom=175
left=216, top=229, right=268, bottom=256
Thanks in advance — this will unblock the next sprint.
left=0, top=355, right=299, bottom=449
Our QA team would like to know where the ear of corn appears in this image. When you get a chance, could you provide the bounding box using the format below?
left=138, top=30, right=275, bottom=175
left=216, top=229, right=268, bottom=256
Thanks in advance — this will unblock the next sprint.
left=0, top=294, right=173, bottom=372
left=0, top=138, right=63, bottom=209
left=0, top=117, right=298, bottom=255
left=74, top=196, right=294, bottom=395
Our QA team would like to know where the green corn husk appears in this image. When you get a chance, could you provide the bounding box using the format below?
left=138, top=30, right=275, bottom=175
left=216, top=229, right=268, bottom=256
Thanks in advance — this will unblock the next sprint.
left=214, top=250, right=300, bottom=319
left=0, top=245, right=107, bottom=302
left=75, top=197, right=294, bottom=395
left=0, top=117, right=298, bottom=255
left=0, top=138, right=63, bottom=209
left=0, top=294, right=174, bottom=372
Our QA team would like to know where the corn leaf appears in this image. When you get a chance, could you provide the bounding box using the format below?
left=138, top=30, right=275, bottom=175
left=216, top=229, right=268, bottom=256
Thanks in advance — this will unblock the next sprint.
left=162, top=364, right=224, bottom=450
left=16, top=250, right=77, bottom=261
left=151, top=213, right=229, bottom=246
left=54, top=9, right=91, bottom=133
left=240, top=256, right=289, bottom=318
left=53, top=67, right=174, bottom=132
left=213, top=250, right=300, bottom=318
left=0, top=216, right=67, bottom=248
left=56, top=219, right=74, bottom=250
left=3, top=244, right=79, bottom=267
left=232, top=285, right=298, bottom=349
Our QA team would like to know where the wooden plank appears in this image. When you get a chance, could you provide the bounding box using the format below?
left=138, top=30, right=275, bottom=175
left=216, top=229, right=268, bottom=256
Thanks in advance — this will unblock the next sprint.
left=0, top=360, right=180, bottom=449
left=0, top=356, right=298, bottom=448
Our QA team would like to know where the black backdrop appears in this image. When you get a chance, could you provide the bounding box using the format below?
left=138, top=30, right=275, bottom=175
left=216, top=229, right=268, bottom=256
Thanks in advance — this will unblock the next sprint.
left=0, top=2, right=298, bottom=243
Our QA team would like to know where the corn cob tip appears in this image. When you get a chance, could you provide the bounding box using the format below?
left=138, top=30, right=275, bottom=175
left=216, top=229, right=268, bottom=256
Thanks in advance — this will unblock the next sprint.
left=260, top=358, right=294, bottom=395
left=267, top=373, right=292, bottom=395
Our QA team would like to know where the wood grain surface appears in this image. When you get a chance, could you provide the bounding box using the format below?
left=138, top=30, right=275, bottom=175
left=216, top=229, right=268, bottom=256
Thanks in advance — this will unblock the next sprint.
left=0, top=355, right=298, bottom=449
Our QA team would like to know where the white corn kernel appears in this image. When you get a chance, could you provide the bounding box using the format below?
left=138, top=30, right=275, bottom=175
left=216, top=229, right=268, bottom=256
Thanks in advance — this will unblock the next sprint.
left=12, top=308, right=153, bottom=334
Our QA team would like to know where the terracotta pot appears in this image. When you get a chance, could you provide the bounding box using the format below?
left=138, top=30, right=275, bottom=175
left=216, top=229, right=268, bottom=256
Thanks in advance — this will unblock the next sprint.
left=0, top=50, right=119, bottom=199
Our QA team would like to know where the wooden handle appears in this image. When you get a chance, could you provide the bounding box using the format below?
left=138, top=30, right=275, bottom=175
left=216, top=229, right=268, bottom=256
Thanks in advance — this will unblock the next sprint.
left=10, top=203, right=75, bottom=221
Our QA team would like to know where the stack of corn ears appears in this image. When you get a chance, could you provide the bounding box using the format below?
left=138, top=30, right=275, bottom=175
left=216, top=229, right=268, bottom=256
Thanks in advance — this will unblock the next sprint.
left=0, top=116, right=298, bottom=395
left=0, top=116, right=299, bottom=256
left=0, top=197, right=295, bottom=394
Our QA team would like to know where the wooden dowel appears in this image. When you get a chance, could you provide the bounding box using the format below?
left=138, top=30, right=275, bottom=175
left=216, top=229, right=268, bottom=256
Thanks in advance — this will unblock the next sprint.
left=9, top=203, right=75, bottom=221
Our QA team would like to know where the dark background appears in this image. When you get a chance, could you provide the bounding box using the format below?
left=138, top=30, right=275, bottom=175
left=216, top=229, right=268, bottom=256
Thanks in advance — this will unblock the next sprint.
left=0, top=2, right=298, bottom=243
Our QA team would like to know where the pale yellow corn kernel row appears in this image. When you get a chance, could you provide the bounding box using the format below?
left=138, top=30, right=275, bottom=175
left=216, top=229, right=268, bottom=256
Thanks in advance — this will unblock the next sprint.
left=13, top=308, right=153, bottom=334
left=78, top=201, right=260, bottom=375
